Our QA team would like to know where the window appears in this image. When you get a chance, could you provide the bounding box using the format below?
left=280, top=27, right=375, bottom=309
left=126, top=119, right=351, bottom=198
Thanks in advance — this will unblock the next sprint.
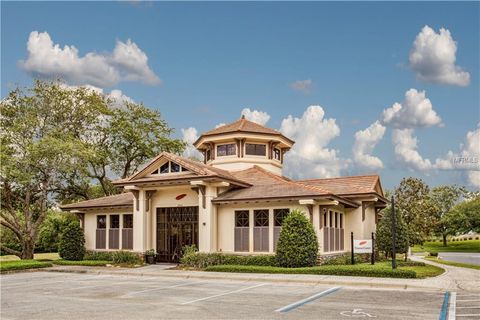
left=181, top=167, right=188, bottom=172
left=171, top=162, right=180, bottom=172
left=97, top=215, right=106, bottom=229
left=110, top=215, right=120, bottom=229
left=273, top=209, right=289, bottom=227
left=160, top=162, right=169, bottom=174
left=339, top=214, right=343, bottom=229
left=335, top=212, right=338, bottom=228
left=273, top=148, right=281, bottom=161
left=235, top=210, right=249, bottom=227
left=217, top=143, right=236, bottom=156
left=245, top=143, right=266, bottom=156
left=323, top=211, right=327, bottom=227
left=206, top=149, right=211, bottom=161
left=123, top=214, right=133, bottom=228
left=254, top=210, right=269, bottom=227
left=329, top=211, right=333, bottom=228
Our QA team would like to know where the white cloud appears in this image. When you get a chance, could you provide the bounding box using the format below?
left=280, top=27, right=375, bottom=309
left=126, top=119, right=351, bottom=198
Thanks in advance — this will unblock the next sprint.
left=61, top=83, right=134, bottom=107
left=19, top=31, right=160, bottom=88
left=392, top=128, right=433, bottom=171
left=181, top=127, right=203, bottom=160
left=434, top=126, right=480, bottom=187
left=382, top=89, right=442, bottom=129
left=352, top=121, right=386, bottom=171
left=241, top=108, right=270, bottom=125
left=280, top=105, right=347, bottom=178
left=409, top=25, right=470, bottom=86
left=289, top=79, right=313, bottom=94
left=215, top=123, right=226, bottom=128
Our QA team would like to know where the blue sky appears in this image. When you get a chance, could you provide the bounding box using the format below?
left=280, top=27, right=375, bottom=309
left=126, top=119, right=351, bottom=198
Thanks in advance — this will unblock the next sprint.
left=2, top=1, right=479, bottom=190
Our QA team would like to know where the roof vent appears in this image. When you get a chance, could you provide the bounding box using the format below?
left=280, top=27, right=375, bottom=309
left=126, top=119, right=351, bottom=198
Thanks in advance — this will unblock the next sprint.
left=241, top=114, right=245, bottom=119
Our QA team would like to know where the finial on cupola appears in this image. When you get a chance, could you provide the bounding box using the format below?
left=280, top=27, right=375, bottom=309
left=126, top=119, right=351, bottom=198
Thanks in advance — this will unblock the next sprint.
left=241, top=114, right=246, bottom=119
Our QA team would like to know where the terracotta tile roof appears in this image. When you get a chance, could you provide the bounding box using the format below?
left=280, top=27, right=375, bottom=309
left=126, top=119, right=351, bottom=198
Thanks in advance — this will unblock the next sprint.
left=61, top=192, right=133, bottom=210
left=114, top=152, right=251, bottom=187
left=213, top=166, right=346, bottom=202
left=297, top=175, right=381, bottom=196
left=202, top=117, right=282, bottom=136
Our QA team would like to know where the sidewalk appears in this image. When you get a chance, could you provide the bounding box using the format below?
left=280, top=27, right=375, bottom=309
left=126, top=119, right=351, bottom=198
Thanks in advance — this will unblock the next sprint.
left=44, top=258, right=480, bottom=293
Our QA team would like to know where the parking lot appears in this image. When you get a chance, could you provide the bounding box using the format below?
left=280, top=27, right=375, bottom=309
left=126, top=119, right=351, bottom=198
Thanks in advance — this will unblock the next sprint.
left=1, top=271, right=463, bottom=319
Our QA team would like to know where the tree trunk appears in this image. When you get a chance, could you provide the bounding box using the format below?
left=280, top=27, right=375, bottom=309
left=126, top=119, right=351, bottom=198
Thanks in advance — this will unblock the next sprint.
left=442, top=234, right=447, bottom=247
left=21, top=238, right=35, bottom=260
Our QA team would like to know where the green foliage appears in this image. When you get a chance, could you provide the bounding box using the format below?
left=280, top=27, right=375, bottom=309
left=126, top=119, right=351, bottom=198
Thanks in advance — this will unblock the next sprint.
left=275, top=210, right=319, bottom=268
left=58, top=221, right=85, bottom=261
left=145, top=249, right=156, bottom=257
left=111, top=251, right=142, bottom=265
left=36, top=210, right=78, bottom=252
left=412, top=240, right=480, bottom=253
left=52, top=260, right=111, bottom=266
left=204, top=263, right=418, bottom=278
left=394, top=177, right=437, bottom=246
left=180, top=251, right=277, bottom=269
left=429, top=252, right=439, bottom=257
left=0, top=260, right=52, bottom=273
left=444, top=196, right=480, bottom=234
left=376, top=206, right=409, bottom=257
left=84, top=250, right=114, bottom=261
left=0, top=226, right=22, bottom=255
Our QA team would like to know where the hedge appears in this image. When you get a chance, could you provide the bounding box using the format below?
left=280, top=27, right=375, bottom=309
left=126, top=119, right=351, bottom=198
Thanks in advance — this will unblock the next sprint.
left=204, top=264, right=417, bottom=278
left=180, top=251, right=277, bottom=269
left=84, top=251, right=115, bottom=261
left=0, top=260, right=53, bottom=273
left=52, top=260, right=112, bottom=266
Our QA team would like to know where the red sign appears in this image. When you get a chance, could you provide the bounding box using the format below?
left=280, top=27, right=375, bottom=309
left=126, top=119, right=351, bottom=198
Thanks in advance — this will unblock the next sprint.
left=175, top=194, right=187, bottom=200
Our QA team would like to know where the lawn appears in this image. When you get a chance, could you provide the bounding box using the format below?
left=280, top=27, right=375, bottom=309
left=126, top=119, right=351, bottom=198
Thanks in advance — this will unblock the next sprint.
left=0, top=252, right=60, bottom=262
left=204, top=261, right=444, bottom=279
left=424, top=256, right=480, bottom=270
left=411, top=240, right=480, bottom=253
left=0, top=260, right=53, bottom=273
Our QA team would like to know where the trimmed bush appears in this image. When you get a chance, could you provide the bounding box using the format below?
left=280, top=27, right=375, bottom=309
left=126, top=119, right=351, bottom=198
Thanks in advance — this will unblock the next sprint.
left=204, top=264, right=417, bottom=278
left=84, top=251, right=114, bottom=261
left=429, top=252, right=438, bottom=257
left=111, top=251, right=142, bottom=265
left=276, top=210, right=318, bottom=268
left=59, top=221, right=85, bottom=261
left=0, top=260, right=52, bottom=273
left=396, top=260, right=426, bottom=267
left=52, top=260, right=111, bottom=266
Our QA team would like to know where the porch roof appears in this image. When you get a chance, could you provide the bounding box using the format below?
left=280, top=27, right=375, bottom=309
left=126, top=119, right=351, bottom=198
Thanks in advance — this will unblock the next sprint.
left=60, top=192, right=133, bottom=211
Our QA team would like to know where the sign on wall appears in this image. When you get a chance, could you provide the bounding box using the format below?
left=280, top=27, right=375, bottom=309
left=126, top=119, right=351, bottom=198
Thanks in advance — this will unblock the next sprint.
left=353, top=239, right=373, bottom=253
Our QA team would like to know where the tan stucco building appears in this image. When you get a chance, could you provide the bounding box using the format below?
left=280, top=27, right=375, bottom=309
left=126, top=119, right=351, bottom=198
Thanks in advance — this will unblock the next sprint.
left=62, top=116, right=387, bottom=262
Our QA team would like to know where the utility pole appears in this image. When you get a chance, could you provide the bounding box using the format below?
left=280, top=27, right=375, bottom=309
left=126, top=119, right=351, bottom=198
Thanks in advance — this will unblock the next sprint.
left=391, top=195, right=397, bottom=269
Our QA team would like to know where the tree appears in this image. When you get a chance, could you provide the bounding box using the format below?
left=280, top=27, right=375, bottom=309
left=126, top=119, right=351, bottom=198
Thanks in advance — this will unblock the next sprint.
left=59, top=221, right=85, bottom=261
left=276, top=210, right=318, bottom=268
left=430, top=185, right=467, bottom=246
left=443, top=196, right=480, bottom=235
left=37, top=210, right=78, bottom=253
left=376, top=206, right=409, bottom=258
left=393, top=178, right=437, bottom=256
left=0, top=81, right=106, bottom=259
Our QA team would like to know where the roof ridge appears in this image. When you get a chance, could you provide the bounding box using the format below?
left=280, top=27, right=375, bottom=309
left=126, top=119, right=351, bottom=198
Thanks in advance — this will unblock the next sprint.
left=297, top=174, right=380, bottom=182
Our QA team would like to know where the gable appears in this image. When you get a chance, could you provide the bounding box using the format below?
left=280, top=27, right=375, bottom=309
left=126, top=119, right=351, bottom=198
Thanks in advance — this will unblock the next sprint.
left=148, top=160, right=190, bottom=176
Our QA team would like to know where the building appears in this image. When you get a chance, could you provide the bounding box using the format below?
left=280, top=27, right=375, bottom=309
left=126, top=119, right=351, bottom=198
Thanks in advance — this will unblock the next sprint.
left=61, top=116, right=387, bottom=262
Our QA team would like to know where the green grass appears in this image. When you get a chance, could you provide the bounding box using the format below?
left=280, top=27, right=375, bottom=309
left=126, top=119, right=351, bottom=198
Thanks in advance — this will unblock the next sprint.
left=204, top=261, right=444, bottom=279
left=0, top=260, right=53, bottom=273
left=424, top=256, right=480, bottom=270
left=412, top=240, right=480, bottom=253
left=52, top=260, right=112, bottom=266
left=0, top=252, right=60, bottom=262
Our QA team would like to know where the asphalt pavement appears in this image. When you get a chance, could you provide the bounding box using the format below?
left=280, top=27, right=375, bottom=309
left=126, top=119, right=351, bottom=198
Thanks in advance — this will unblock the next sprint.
left=438, top=252, right=480, bottom=266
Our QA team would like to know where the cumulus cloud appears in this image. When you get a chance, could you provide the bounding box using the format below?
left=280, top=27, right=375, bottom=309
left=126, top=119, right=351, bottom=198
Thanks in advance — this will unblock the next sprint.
left=352, top=121, right=386, bottom=171
left=241, top=108, right=271, bottom=125
left=181, top=127, right=203, bottom=160
left=289, top=79, right=313, bottom=94
left=409, top=25, right=470, bottom=86
left=19, top=31, right=160, bottom=88
left=382, top=89, right=442, bottom=129
left=392, top=128, right=433, bottom=171
left=280, top=105, right=347, bottom=178
left=434, top=126, right=480, bottom=187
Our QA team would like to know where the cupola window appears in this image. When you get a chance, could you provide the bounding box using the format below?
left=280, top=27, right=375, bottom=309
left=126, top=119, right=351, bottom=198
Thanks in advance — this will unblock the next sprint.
left=273, top=148, right=281, bottom=161
left=245, top=143, right=266, bottom=156
left=217, top=143, right=236, bottom=156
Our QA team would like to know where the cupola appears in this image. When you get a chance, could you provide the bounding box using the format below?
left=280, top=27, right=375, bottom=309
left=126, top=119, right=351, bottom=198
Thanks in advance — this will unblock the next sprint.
left=193, top=116, right=295, bottom=175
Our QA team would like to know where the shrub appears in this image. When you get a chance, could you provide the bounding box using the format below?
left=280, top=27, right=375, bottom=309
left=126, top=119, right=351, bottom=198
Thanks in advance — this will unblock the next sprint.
left=53, top=260, right=111, bottom=266
left=429, top=252, right=438, bottom=257
left=37, top=210, right=78, bottom=253
left=84, top=251, right=114, bottom=261
left=396, top=260, right=426, bottom=267
left=59, top=221, right=85, bottom=261
left=111, top=251, right=142, bottom=265
left=276, top=210, right=318, bottom=268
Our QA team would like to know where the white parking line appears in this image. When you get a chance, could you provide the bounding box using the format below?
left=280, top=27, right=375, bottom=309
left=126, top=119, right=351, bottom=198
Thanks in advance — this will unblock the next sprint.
left=275, top=286, right=342, bottom=313
left=448, top=292, right=456, bottom=320
left=124, top=280, right=207, bottom=297
left=456, top=314, right=480, bottom=317
left=457, top=307, right=480, bottom=309
left=456, top=300, right=480, bottom=302
left=181, top=283, right=267, bottom=305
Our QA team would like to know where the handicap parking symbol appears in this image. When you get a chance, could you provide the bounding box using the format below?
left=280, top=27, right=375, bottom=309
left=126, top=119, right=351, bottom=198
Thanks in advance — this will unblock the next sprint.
left=340, top=309, right=376, bottom=318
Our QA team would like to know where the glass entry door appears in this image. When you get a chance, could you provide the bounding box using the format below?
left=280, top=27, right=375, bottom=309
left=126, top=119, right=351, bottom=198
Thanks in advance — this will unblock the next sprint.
left=156, top=207, right=198, bottom=262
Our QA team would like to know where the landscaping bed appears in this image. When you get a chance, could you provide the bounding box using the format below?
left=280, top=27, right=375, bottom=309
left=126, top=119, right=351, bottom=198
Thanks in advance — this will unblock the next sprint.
left=0, top=260, right=53, bottom=273
left=203, top=261, right=444, bottom=279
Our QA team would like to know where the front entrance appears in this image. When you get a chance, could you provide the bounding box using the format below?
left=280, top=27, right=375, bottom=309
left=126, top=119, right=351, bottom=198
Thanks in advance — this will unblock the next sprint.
left=156, top=207, right=199, bottom=262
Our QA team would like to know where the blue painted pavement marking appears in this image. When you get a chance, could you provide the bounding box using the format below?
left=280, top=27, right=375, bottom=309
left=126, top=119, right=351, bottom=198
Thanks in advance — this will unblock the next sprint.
left=439, top=291, right=450, bottom=320
left=275, top=286, right=342, bottom=313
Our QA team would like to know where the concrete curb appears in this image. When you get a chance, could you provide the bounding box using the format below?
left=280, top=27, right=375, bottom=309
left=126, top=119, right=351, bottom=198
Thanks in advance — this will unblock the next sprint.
left=41, top=266, right=442, bottom=292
